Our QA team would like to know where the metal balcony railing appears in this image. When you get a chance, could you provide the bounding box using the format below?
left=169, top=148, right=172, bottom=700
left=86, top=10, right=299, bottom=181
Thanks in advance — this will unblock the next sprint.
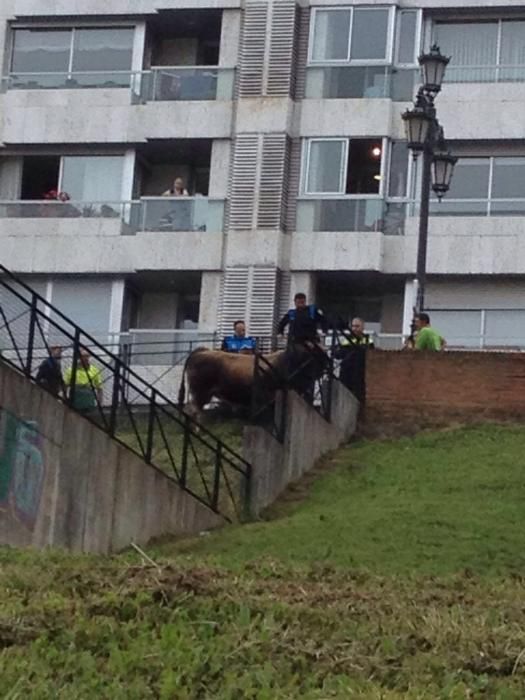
left=443, top=64, right=525, bottom=84
left=296, top=198, right=385, bottom=233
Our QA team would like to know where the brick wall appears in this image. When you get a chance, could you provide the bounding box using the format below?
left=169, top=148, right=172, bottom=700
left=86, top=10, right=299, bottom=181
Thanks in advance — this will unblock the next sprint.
left=366, top=351, right=525, bottom=427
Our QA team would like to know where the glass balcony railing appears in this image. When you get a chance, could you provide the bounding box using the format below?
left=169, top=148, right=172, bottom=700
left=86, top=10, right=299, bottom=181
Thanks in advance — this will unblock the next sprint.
left=131, top=67, right=235, bottom=103
left=444, top=64, right=525, bottom=84
left=130, top=197, right=225, bottom=233
left=429, top=199, right=525, bottom=216
left=305, top=66, right=416, bottom=101
left=0, top=200, right=131, bottom=219
left=3, top=71, right=133, bottom=91
left=296, top=198, right=385, bottom=232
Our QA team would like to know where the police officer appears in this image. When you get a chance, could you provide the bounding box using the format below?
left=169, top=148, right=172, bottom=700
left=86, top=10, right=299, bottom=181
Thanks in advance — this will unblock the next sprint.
left=278, top=293, right=328, bottom=400
left=338, top=317, right=375, bottom=351
left=221, top=320, right=257, bottom=354
left=277, top=292, right=328, bottom=344
left=337, top=317, right=374, bottom=405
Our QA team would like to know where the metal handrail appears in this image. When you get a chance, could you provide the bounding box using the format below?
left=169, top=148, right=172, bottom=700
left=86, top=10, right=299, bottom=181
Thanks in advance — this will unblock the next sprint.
left=0, top=263, right=251, bottom=521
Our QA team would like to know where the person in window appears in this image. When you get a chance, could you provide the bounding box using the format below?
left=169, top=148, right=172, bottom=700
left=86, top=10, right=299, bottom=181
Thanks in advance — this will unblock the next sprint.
left=36, top=345, right=66, bottom=397
left=162, top=177, right=189, bottom=197
left=222, top=320, right=257, bottom=354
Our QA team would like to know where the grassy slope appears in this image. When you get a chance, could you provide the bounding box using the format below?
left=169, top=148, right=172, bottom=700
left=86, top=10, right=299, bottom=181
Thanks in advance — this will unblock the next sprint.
left=165, top=424, right=525, bottom=576
left=2, top=424, right=525, bottom=699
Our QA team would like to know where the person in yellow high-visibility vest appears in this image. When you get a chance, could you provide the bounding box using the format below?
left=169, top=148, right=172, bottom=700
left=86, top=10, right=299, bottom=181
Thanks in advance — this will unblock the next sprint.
left=64, top=348, right=103, bottom=413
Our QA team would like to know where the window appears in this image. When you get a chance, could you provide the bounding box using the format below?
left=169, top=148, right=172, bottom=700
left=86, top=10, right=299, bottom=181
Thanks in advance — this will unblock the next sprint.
left=9, top=27, right=134, bottom=88
left=428, top=308, right=525, bottom=348
left=395, top=10, right=420, bottom=65
left=310, top=7, right=393, bottom=64
left=388, top=141, right=410, bottom=198
left=430, top=156, right=525, bottom=216
left=434, top=20, right=525, bottom=83
left=61, top=156, right=124, bottom=202
left=303, top=138, right=383, bottom=195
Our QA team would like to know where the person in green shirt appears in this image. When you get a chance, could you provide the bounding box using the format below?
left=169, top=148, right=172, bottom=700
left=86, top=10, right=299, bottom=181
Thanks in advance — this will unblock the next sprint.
left=64, top=348, right=103, bottom=413
left=414, top=313, right=446, bottom=351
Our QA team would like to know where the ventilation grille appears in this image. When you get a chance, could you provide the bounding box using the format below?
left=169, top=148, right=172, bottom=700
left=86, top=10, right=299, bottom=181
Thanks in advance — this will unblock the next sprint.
left=218, top=266, right=279, bottom=339
left=257, top=134, right=289, bottom=230
left=294, top=6, right=311, bottom=100
left=229, top=134, right=259, bottom=231
left=239, top=1, right=268, bottom=97
left=285, top=138, right=302, bottom=232
left=267, top=0, right=297, bottom=96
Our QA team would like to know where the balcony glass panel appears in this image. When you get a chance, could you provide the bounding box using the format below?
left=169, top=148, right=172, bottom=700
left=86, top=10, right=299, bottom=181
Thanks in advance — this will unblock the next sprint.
left=130, top=197, right=224, bottom=232
left=305, top=66, right=415, bottom=99
left=0, top=200, right=128, bottom=218
left=429, top=200, right=489, bottom=216
left=133, top=67, right=235, bottom=102
left=6, top=71, right=132, bottom=90
left=296, top=198, right=384, bottom=232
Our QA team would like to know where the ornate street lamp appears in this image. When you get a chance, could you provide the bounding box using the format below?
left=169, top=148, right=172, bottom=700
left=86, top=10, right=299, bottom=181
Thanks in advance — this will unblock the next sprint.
left=419, top=44, right=450, bottom=95
left=402, top=44, right=456, bottom=315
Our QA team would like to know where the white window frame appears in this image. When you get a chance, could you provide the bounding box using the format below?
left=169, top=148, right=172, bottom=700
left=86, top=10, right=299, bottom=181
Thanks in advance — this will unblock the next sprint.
left=394, top=9, right=423, bottom=67
left=308, top=6, right=396, bottom=66
left=300, top=137, right=386, bottom=198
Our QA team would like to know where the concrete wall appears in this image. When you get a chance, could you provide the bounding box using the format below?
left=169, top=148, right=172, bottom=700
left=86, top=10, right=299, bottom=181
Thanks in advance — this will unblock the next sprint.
left=0, top=229, right=223, bottom=274
left=244, top=381, right=359, bottom=516
left=366, top=350, right=525, bottom=427
left=0, top=360, right=221, bottom=553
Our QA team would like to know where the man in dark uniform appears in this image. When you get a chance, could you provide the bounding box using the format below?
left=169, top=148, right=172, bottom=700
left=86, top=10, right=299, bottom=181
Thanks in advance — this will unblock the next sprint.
left=278, top=293, right=328, bottom=400
left=336, top=317, right=374, bottom=404
left=35, top=345, right=65, bottom=397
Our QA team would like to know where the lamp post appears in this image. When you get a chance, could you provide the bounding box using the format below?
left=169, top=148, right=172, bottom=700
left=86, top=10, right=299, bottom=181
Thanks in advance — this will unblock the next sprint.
left=402, top=44, right=457, bottom=315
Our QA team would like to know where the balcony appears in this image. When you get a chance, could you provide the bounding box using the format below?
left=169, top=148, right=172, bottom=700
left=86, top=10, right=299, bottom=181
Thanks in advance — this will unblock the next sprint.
left=131, top=67, right=235, bottom=103
left=444, top=64, right=525, bottom=84
left=2, top=71, right=132, bottom=91
left=305, top=66, right=416, bottom=101
left=297, top=198, right=385, bottom=233
left=129, top=197, right=225, bottom=233
left=0, top=197, right=225, bottom=234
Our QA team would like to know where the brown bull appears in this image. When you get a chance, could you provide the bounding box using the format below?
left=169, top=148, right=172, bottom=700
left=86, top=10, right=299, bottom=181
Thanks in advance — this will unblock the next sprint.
left=177, top=348, right=286, bottom=418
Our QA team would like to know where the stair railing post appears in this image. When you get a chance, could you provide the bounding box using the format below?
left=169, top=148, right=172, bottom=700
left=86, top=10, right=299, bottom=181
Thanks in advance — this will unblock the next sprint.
left=25, top=293, right=38, bottom=376
left=180, top=413, right=190, bottom=488
left=108, top=355, right=121, bottom=437
left=69, top=328, right=81, bottom=409
left=145, top=388, right=156, bottom=463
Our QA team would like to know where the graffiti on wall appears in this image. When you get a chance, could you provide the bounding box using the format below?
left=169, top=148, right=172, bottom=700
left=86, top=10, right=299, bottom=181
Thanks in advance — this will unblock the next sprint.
left=0, top=407, right=46, bottom=531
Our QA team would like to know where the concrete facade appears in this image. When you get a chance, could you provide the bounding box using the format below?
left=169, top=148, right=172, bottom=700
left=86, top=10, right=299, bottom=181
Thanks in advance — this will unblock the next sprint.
left=0, top=0, right=525, bottom=350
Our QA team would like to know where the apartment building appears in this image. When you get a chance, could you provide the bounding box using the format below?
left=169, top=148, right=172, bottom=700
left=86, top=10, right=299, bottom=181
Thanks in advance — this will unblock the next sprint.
left=1, top=0, right=525, bottom=351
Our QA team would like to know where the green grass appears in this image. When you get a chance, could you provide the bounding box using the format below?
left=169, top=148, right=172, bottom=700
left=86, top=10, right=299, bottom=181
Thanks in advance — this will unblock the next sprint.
left=163, top=423, right=525, bottom=576
left=2, top=424, right=525, bottom=698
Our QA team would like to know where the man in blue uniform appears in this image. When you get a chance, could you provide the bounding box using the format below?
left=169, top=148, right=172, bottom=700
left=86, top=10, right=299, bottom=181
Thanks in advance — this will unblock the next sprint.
left=221, top=320, right=257, bottom=354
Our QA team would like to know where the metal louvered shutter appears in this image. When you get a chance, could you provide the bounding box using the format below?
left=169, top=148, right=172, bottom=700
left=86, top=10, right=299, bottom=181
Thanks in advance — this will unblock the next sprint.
left=285, top=138, right=302, bottom=232
left=239, top=1, right=268, bottom=97
left=257, top=134, right=289, bottom=230
left=249, top=266, right=279, bottom=339
left=294, top=6, right=311, bottom=100
left=219, top=267, right=250, bottom=335
left=229, top=134, right=259, bottom=231
left=267, top=0, right=297, bottom=97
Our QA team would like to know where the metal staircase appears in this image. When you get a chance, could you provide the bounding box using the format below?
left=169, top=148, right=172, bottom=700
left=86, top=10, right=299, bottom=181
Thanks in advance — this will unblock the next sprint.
left=0, top=264, right=251, bottom=522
